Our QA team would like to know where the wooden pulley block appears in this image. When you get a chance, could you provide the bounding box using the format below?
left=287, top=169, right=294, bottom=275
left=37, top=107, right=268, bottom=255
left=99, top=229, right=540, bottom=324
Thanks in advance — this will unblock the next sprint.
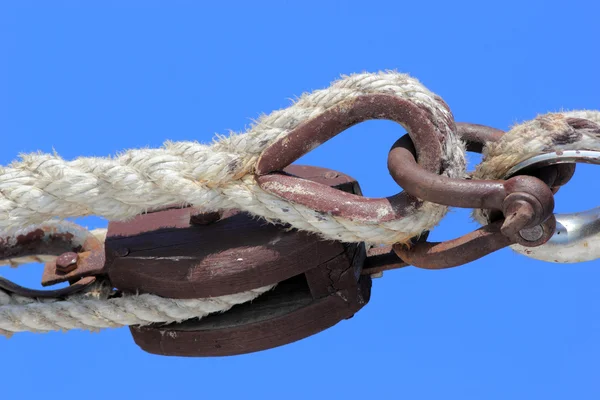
left=103, top=165, right=372, bottom=356
left=131, top=242, right=370, bottom=357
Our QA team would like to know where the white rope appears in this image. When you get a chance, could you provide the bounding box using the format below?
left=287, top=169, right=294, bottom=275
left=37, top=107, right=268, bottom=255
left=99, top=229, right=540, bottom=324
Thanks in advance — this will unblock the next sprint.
left=0, top=72, right=466, bottom=245
left=0, top=282, right=274, bottom=335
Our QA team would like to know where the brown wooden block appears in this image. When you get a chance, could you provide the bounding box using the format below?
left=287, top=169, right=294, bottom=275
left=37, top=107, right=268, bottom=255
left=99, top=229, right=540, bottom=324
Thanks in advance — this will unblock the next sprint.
left=109, top=165, right=372, bottom=356
left=129, top=242, right=371, bottom=357
left=105, top=165, right=362, bottom=299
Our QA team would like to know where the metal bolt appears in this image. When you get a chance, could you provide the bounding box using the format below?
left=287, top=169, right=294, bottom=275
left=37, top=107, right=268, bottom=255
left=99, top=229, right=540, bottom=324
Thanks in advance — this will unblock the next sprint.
left=519, top=225, right=545, bottom=242
left=324, top=171, right=339, bottom=179
left=55, top=252, right=79, bottom=274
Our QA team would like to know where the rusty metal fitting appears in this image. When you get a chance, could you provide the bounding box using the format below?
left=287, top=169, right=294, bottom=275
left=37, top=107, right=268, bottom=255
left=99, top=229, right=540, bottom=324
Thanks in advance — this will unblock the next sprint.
left=254, top=93, right=451, bottom=223
left=456, top=122, right=505, bottom=153
left=393, top=216, right=557, bottom=270
left=394, top=220, right=512, bottom=270
left=387, top=134, right=555, bottom=245
left=360, top=232, right=430, bottom=276
left=501, top=177, right=556, bottom=244
left=382, top=123, right=570, bottom=271
left=361, top=246, right=409, bottom=276
left=55, top=252, right=79, bottom=274
left=504, top=150, right=600, bottom=263
left=0, top=221, right=105, bottom=298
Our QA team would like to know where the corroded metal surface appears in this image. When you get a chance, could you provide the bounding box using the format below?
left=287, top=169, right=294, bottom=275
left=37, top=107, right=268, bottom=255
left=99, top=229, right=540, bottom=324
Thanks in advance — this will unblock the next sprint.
left=387, top=134, right=555, bottom=245
left=0, top=221, right=105, bottom=298
left=506, top=150, right=600, bottom=263
left=255, top=93, right=447, bottom=223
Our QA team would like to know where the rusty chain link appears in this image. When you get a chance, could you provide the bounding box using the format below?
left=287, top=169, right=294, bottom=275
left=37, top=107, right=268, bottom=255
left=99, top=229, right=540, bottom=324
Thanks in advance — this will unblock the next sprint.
left=254, top=95, right=564, bottom=271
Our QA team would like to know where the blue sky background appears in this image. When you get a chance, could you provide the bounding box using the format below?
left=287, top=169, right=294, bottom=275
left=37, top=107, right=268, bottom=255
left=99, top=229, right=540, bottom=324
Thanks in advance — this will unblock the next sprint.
left=1, top=1, right=599, bottom=399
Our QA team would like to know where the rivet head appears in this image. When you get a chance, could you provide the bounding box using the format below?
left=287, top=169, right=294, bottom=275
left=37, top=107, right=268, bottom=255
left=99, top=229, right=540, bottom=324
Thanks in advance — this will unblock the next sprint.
left=55, top=252, right=79, bottom=274
left=519, top=225, right=545, bottom=242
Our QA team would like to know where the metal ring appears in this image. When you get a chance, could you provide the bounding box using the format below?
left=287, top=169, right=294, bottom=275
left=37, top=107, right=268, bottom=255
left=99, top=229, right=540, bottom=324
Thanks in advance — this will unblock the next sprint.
left=255, top=93, right=450, bottom=223
left=505, top=150, right=600, bottom=263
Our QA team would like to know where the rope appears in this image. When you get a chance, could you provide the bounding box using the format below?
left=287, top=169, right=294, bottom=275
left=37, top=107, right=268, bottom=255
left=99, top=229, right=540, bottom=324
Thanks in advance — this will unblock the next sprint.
left=0, top=71, right=598, bottom=335
left=0, top=72, right=465, bottom=245
left=0, top=281, right=274, bottom=335
left=472, top=110, right=600, bottom=224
